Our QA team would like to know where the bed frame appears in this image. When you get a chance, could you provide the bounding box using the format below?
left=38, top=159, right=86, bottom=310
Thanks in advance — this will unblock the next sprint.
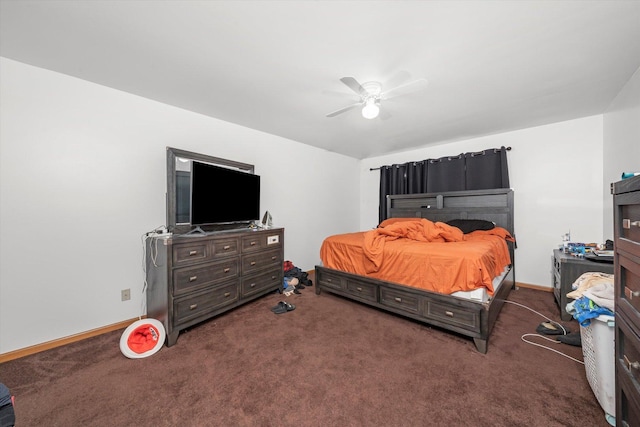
left=315, top=188, right=515, bottom=353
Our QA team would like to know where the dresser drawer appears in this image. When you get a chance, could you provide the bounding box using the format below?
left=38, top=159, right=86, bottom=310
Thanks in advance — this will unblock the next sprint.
left=344, top=279, right=377, bottom=302
left=241, top=248, right=282, bottom=274
left=173, top=281, right=238, bottom=324
left=241, top=268, right=282, bottom=298
left=173, top=241, right=211, bottom=266
left=172, top=259, right=239, bottom=295
left=425, top=300, right=481, bottom=333
left=380, top=286, right=420, bottom=315
left=618, top=314, right=640, bottom=388
left=617, top=194, right=640, bottom=257
left=616, top=314, right=640, bottom=427
left=212, top=238, right=239, bottom=258
left=618, top=253, right=640, bottom=328
left=241, top=231, right=282, bottom=253
left=317, top=270, right=345, bottom=291
left=620, top=202, right=640, bottom=245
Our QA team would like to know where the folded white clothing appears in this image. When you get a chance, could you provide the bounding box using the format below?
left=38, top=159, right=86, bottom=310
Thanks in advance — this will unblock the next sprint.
left=583, top=282, right=615, bottom=311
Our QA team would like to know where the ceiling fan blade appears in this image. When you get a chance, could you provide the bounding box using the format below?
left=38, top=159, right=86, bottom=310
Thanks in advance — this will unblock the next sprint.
left=381, top=78, right=429, bottom=100
left=340, top=77, right=368, bottom=96
left=326, top=102, right=362, bottom=117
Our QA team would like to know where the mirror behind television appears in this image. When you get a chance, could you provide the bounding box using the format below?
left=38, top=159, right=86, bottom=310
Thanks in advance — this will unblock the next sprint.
left=166, top=147, right=260, bottom=235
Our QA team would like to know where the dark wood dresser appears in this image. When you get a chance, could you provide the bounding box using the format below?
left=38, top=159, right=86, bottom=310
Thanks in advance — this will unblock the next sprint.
left=613, top=175, right=640, bottom=426
left=145, top=228, right=284, bottom=346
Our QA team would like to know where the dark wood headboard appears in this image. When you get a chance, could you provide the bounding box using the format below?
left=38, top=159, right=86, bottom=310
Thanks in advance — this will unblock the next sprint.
left=387, top=188, right=515, bottom=263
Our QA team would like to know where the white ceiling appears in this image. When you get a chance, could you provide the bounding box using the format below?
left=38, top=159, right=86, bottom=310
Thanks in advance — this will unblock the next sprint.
left=1, top=1, right=640, bottom=159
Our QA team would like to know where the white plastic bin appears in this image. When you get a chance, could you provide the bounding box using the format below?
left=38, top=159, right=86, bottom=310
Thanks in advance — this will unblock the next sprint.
left=580, top=314, right=615, bottom=426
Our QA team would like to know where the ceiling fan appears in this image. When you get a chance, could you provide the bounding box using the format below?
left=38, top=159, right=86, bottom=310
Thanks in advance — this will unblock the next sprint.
left=326, top=76, right=428, bottom=119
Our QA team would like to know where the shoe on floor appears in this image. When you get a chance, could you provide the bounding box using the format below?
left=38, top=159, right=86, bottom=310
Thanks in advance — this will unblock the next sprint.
left=536, top=321, right=570, bottom=335
left=557, top=332, right=582, bottom=347
left=270, top=301, right=296, bottom=314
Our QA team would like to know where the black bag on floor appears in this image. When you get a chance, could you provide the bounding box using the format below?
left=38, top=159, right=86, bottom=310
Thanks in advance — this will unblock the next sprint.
left=0, top=383, right=15, bottom=427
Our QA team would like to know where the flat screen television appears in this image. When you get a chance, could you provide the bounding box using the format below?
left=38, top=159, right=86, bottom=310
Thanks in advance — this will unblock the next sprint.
left=190, top=160, right=260, bottom=225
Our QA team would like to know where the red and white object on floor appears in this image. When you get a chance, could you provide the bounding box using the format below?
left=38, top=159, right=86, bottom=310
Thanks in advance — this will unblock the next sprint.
left=119, top=318, right=166, bottom=359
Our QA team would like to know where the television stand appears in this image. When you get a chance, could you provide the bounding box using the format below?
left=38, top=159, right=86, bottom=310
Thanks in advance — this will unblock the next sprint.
left=184, top=226, right=207, bottom=235
left=145, top=227, right=284, bottom=346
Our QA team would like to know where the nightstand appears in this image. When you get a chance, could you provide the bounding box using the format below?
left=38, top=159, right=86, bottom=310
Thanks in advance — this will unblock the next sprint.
left=551, top=248, right=614, bottom=321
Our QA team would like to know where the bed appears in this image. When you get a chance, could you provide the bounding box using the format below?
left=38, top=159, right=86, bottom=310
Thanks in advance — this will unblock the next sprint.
left=315, top=188, right=516, bottom=353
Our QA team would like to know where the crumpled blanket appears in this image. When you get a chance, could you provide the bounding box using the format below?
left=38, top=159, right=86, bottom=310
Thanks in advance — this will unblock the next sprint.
left=583, top=282, right=615, bottom=311
left=362, top=219, right=464, bottom=273
left=566, top=272, right=614, bottom=300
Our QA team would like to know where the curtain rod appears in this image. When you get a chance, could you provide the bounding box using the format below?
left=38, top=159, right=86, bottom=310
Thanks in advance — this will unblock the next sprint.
left=368, top=146, right=512, bottom=171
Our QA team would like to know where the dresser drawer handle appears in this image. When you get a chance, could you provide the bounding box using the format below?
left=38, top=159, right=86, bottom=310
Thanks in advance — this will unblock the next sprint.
left=271, top=256, right=276, bottom=260
left=250, top=241, right=257, bottom=246
left=394, top=297, right=402, bottom=303
left=223, top=268, right=230, bottom=273
left=224, top=292, right=231, bottom=297
left=623, top=219, right=640, bottom=229
left=223, top=245, right=231, bottom=250
left=250, top=261, right=256, bottom=266
left=189, top=250, right=197, bottom=256
left=356, top=287, right=362, bottom=292
left=189, top=276, right=197, bottom=282
left=327, top=278, right=332, bottom=283
left=189, top=304, right=197, bottom=310
left=249, top=283, right=256, bottom=288
left=271, top=276, right=276, bottom=280
left=624, top=354, right=640, bottom=371
left=625, top=286, right=640, bottom=299
left=445, top=311, right=454, bottom=317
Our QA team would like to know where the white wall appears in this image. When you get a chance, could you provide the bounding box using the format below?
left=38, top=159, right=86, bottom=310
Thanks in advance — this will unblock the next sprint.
left=3, top=56, right=636, bottom=355
left=0, top=58, right=360, bottom=354
left=603, top=66, right=640, bottom=237
left=360, top=116, right=605, bottom=288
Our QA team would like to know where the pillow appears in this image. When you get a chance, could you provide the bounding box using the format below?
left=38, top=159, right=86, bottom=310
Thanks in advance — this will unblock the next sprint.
left=445, top=219, right=495, bottom=234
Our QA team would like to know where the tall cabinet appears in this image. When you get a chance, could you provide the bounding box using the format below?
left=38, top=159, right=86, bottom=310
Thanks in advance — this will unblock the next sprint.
left=146, top=228, right=284, bottom=346
left=613, top=175, right=640, bottom=426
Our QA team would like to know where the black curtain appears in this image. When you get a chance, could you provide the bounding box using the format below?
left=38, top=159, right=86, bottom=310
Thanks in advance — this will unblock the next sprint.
left=465, top=148, right=510, bottom=190
left=426, top=154, right=465, bottom=193
left=378, top=146, right=510, bottom=223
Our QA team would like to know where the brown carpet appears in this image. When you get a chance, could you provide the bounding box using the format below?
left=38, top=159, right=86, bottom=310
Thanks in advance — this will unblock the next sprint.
left=0, top=281, right=612, bottom=427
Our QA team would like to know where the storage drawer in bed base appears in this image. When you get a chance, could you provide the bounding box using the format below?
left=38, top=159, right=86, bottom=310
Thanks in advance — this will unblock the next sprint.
left=315, top=265, right=515, bottom=354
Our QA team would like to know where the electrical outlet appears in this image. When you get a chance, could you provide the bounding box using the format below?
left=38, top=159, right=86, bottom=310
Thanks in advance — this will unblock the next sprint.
left=121, top=289, right=131, bottom=301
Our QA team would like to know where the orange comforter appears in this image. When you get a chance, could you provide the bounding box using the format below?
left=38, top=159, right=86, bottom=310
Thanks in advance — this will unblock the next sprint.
left=319, top=219, right=514, bottom=295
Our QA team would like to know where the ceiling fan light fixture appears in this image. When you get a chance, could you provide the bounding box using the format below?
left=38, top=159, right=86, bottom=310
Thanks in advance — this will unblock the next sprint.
left=362, top=98, right=379, bottom=119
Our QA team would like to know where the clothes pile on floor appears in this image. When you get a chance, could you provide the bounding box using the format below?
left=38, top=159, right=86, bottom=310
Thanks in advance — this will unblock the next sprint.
left=282, top=260, right=313, bottom=296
